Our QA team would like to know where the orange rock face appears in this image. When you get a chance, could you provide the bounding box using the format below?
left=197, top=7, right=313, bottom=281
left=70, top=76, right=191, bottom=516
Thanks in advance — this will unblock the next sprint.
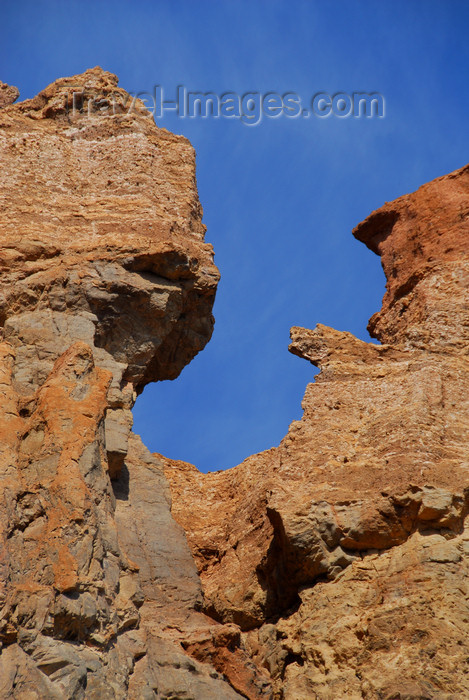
left=1, top=67, right=468, bottom=699
left=165, top=165, right=469, bottom=698
left=0, top=69, right=266, bottom=699
left=354, top=165, right=469, bottom=350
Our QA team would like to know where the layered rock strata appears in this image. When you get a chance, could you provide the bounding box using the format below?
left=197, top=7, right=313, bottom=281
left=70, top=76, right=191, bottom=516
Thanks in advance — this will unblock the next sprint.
left=0, top=69, right=270, bottom=699
left=165, top=165, right=469, bottom=698
left=1, top=66, right=468, bottom=699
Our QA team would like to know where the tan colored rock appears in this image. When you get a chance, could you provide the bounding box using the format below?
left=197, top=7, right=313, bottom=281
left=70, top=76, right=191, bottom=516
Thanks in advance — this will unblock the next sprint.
left=0, top=81, right=19, bottom=109
left=2, top=66, right=469, bottom=698
left=114, top=434, right=271, bottom=699
left=0, top=69, right=263, bottom=699
left=0, top=67, right=218, bottom=391
left=264, top=528, right=469, bottom=699
left=165, top=164, right=469, bottom=696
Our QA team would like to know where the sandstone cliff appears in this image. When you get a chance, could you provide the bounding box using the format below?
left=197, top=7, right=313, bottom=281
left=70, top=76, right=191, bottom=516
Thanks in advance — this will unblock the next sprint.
left=166, top=164, right=469, bottom=698
left=0, top=68, right=268, bottom=699
left=0, top=68, right=468, bottom=699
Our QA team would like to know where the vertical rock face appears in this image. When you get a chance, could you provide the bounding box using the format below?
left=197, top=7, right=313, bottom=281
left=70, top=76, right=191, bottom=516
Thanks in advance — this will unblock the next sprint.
left=1, top=68, right=468, bottom=699
left=0, top=69, right=270, bottom=699
left=353, top=166, right=469, bottom=351
left=165, top=165, right=469, bottom=698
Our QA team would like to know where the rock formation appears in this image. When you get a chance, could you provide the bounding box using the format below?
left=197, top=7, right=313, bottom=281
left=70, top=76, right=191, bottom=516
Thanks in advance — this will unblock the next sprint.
left=166, top=164, right=469, bottom=698
left=0, top=68, right=468, bottom=699
left=0, top=68, right=268, bottom=699
left=0, top=81, right=19, bottom=109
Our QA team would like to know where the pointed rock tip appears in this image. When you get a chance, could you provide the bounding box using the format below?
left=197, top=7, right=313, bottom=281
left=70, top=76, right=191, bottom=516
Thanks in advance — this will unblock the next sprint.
left=0, top=80, right=20, bottom=108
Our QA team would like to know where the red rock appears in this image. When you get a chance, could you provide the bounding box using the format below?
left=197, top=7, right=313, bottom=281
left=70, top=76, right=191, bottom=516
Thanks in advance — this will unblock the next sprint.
left=166, top=166, right=469, bottom=697
left=1, top=66, right=469, bottom=699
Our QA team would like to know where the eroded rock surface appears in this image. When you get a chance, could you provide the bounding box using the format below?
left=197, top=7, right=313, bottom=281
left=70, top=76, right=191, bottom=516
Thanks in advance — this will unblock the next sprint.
left=165, top=165, right=469, bottom=698
left=1, top=67, right=468, bottom=699
left=0, top=81, right=19, bottom=109
left=0, top=69, right=268, bottom=699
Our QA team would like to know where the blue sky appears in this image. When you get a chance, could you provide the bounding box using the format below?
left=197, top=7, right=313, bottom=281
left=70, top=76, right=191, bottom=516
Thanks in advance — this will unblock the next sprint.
left=3, top=1, right=469, bottom=471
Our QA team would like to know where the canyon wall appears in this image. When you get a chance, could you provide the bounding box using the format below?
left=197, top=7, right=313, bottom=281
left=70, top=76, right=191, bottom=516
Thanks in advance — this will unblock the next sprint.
left=0, top=68, right=268, bottom=700
left=166, top=163, right=469, bottom=698
left=0, top=69, right=468, bottom=699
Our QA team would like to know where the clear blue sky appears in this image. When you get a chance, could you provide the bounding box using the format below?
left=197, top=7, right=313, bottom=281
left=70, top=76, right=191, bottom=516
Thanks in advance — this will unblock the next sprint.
left=2, top=1, right=469, bottom=471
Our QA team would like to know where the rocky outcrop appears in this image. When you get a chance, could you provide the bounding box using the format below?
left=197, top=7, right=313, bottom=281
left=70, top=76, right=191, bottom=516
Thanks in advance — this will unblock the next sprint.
left=0, top=81, right=18, bottom=109
left=0, top=69, right=269, bottom=699
left=165, top=165, right=469, bottom=698
left=1, top=67, right=468, bottom=699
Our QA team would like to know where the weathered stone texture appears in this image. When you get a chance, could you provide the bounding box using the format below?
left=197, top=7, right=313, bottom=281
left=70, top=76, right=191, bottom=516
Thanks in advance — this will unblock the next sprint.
left=0, top=69, right=264, bottom=699
left=1, top=66, right=468, bottom=699
left=165, top=165, right=469, bottom=697
left=0, top=81, right=19, bottom=109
